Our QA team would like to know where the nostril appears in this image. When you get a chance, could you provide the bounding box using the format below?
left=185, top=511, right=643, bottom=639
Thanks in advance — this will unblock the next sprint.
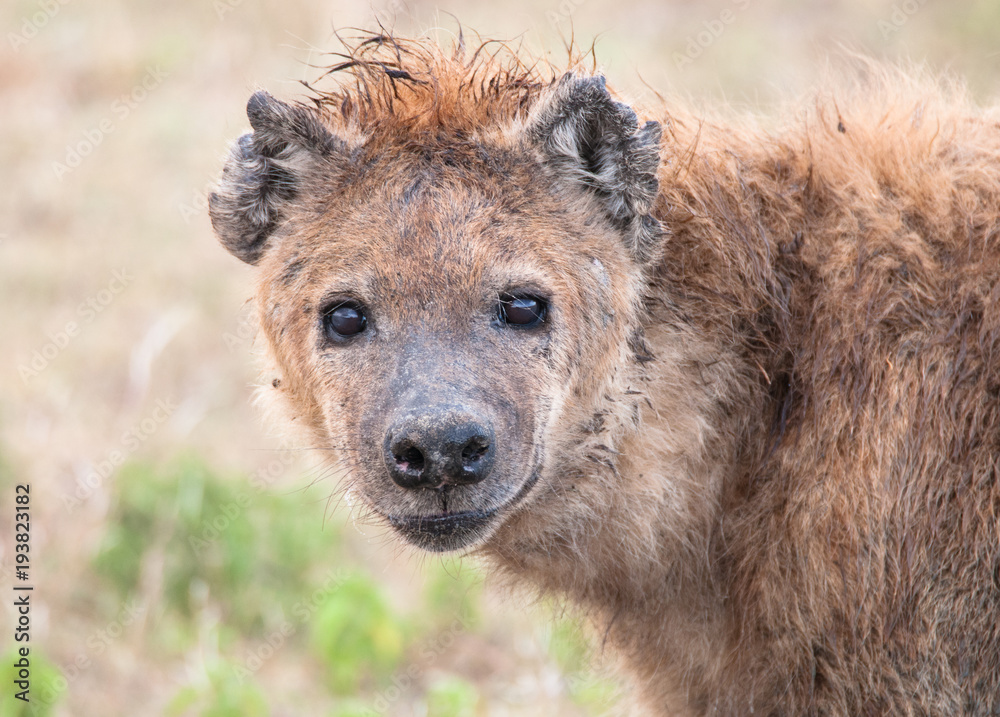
left=395, top=445, right=425, bottom=473
left=460, top=437, right=489, bottom=466
left=451, top=431, right=493, bottom=485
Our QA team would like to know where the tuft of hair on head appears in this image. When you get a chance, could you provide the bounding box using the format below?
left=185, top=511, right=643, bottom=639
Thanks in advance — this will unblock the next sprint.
left=301, top=29, right=594, bottom=134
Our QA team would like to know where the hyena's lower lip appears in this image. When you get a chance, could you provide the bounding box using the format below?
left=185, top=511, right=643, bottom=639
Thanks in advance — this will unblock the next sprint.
left=387, top=509, right=499, bottom=551
left=387, top=466, right=542, bottom=551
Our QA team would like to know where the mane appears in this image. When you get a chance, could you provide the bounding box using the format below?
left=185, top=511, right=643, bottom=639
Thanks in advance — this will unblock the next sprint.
left=301, top=31, right=596, bottom=134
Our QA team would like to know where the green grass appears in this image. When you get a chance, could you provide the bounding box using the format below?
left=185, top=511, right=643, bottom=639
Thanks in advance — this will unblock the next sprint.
left=164, top=661, right=269, bottom=717
left=0, top=648, right=64, bottom=717
left=84, top=456, right=534, bottom=714
left=93, top=455, right=341, bottom=636
left=425, top=675, right=481, bottom=717
left=82, top=454, right=619, bottom=714
left=309, top=573, right=409, bottom=694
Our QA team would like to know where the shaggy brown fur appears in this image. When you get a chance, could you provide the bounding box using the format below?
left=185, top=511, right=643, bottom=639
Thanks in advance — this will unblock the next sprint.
left=210, top=34, right=1000, bottom=716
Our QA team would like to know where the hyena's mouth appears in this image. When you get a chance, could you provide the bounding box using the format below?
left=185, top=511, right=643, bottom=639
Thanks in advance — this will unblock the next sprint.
left=386, top=465, right=541, bottom=552
left=387, top=509, right=500, bottom=551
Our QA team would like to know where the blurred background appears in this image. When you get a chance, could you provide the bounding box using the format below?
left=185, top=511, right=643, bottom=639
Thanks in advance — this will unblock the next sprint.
left=1, top=1, right=997, bottom=715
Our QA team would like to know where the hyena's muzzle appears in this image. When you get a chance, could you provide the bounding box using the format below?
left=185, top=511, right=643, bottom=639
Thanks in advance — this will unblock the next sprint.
left=357, top=344, right=542, bottom=552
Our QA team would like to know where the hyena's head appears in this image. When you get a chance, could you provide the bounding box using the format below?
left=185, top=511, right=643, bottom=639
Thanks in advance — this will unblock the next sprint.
left=210, top=44, right=662, bottom=552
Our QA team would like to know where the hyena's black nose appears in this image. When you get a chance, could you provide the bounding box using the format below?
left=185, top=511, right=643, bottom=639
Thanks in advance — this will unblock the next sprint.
left=384, top=412, right=495, bottom=490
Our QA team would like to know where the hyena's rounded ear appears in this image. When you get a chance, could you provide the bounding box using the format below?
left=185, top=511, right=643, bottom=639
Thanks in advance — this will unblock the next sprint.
left=209, top=91, right=345, bottom=264
left=526, top=74, right=663, bottom=263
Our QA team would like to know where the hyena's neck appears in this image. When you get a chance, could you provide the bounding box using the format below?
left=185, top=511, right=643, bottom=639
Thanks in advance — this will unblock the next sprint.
left=484, top=319, right=768, bottom=706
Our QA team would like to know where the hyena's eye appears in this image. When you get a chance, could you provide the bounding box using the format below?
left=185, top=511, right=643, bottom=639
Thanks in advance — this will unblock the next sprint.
left=322, top=301, right=368, bottom=340
left=497, top=293, right=547, bottom=328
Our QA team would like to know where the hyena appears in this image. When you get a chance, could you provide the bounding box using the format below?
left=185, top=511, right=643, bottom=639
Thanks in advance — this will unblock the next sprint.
left=210, top=35, right=1000, bottom=716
